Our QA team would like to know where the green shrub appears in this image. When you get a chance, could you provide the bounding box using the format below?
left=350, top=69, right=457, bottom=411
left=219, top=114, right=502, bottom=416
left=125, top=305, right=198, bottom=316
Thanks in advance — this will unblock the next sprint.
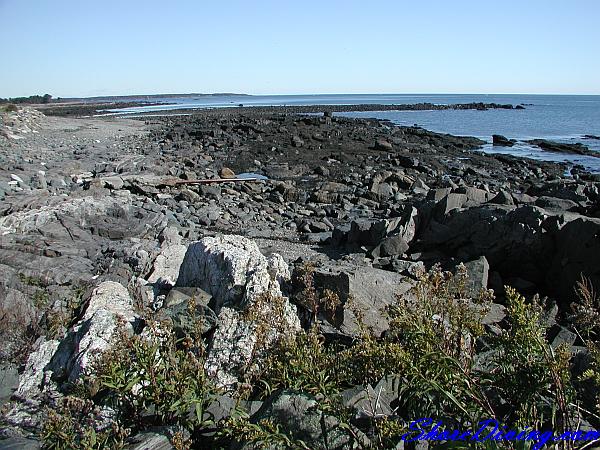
left=258, top=327, right=344, bottom=398
left=40, top=267, right=585, bottom=450
left=293, top=262, right=341, bottom=327
left=41, top=396, right=129, bottom=450
left=221, top=415, right=312, bottom=450
left=388, top=264, right=491, bottom=362
left=242, top=266, right=579, bottom=448
left=42, top=301, right=220, bottom=448
left=85, top=321, right=218, bottom=431
left=492, top=287, right=574, bottom=431
left=570, top=275, right=600, bottom=339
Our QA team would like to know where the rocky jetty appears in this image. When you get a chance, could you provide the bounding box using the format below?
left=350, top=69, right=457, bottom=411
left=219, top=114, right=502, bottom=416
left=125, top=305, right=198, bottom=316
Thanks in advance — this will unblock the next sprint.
left=528, top=138, right=600, bottom=157
left=1, top=106, right=600, bottom=448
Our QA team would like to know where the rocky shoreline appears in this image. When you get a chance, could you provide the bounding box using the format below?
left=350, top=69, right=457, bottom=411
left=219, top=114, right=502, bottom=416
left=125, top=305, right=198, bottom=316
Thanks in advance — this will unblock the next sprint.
left=1, top=106, right=600, bottom=448
left=40, top=101, right=521, bottom=118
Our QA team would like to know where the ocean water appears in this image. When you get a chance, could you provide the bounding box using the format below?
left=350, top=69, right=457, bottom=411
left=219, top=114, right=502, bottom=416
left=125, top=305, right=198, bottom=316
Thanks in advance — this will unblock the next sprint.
left=107, top=94, right=600, bottom=172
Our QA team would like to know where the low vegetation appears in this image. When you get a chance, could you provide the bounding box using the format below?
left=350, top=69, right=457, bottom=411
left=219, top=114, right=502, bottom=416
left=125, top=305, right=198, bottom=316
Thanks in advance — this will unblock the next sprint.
left=40, top=267, right=600, bottom=449
left=0, top=103, right=19, bottom=112
left=0, top=94, right=52, bottom=104
left=0, top=276, right=88, bottom=366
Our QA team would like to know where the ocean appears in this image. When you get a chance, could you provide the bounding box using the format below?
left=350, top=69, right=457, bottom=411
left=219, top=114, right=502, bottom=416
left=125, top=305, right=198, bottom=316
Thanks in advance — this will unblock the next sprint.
left=108, top=94, right=600, bottom=172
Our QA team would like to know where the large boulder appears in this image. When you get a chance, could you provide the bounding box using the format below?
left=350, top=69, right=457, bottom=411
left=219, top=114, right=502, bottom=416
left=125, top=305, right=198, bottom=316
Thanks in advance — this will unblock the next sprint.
left=463, top=256, right=490, bottom=296
left=371, top=234, right=409, bottom=257
left=313, top=263, right=414, bottom=336
left=417, top=198, right=600, bottom=301
left=492, top=134, right=515, bottom=147
left=54, top=281, right=137, bottom=383
left=434, top=193, right=468, bottom=218
left=175, top=235, right=300, bottom=389
left=527, top=181, right=588, bottom=203
left=175, top=235, right=291, bottom=311
left=12, top=338, right=60, bottom=403
left=455, top=186, right=493, bottom=205
left=13, top=281, right=137, bottom=398
left=419, top=205, right=554, bottom=283
left=548, top=217, right=600, bottom=300
left=153, top=285, right=215, bottom=333
left=146, top=243, right=188, bottom=293
left=339, top=206, right=420, bottom=249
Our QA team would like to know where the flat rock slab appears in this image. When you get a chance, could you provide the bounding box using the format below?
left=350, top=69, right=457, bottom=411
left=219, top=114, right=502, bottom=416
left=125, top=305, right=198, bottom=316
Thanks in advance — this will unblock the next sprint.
left=314, top=263, right=414, bottom=336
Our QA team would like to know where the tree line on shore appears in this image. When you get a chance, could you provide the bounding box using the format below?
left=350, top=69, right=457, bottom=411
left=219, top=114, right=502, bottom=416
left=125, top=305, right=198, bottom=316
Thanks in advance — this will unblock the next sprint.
left=0, top=94, right=53, bottom=104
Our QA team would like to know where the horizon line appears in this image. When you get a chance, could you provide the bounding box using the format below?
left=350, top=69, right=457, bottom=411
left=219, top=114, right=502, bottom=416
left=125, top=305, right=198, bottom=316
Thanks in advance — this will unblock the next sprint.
left=4, top=91, right=600, bottom=100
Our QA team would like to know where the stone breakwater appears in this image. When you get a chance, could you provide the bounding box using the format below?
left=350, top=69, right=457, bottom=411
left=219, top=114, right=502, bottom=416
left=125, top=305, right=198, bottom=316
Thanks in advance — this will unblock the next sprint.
left=1, top=106, right=599, bottom=447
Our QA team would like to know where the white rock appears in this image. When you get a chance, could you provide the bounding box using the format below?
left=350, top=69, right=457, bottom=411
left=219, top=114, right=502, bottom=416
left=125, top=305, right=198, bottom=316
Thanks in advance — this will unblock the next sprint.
left=386, top=206, right=419, bottom=244
left=176, top=235, right=290, bottom=310
left=14, top=338, right=60, bottom=401
left=81, top=281, right=135, bottom=323
left=71, top=172, right=94, bottom=184
left=147, top=244, right=187, bottom=288
left=67, top=281, right=136, bottom=381
left=11, top=280, right=137, bottom=413
left=101, top=176, right=124, bottom=190
left=204, top=307, right=256, bottom=388
left=175, top=234, right=299, bottom=389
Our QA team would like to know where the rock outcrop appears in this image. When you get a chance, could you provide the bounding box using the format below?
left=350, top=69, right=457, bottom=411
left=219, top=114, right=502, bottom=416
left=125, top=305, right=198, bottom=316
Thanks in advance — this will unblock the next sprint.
left=313, top=263, right=414, bottom=337
left=5, top=281, right=137, bottom=430
left=175, top=235, right=300, bottom=389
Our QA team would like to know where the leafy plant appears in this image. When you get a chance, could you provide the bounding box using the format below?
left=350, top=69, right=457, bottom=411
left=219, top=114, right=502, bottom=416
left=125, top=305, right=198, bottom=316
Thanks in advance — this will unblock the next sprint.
left=293, top=262, right=341, bottom=327
left=491, top=287, right=575, bottom=432
left=258, top=327, right=346, bottom=398
left=39, top=266, right=587, bottom=450
left=42, top=299, right=221, bottom=448
left=244, top=266, right=580, bottom=449
left=570, top=275, right=600, bottom=339
left=86, top=320, right=218, bottom=432
left=41, top=396, right=129, bottom=450
left=383, top=265, right=496, bottom=427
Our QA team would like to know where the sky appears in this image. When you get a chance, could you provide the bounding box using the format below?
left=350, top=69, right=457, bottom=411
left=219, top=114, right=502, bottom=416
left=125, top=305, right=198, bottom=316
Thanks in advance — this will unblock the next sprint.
left=1, top=0, right=599, bottom=98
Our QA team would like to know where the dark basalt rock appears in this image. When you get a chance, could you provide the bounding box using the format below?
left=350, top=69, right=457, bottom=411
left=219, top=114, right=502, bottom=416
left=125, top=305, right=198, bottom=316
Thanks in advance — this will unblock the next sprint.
left=242, top=390, right=352, bottom=450
left=528, top=139, right=600, bottom=157
left=492, top=134, right=516, bottom=147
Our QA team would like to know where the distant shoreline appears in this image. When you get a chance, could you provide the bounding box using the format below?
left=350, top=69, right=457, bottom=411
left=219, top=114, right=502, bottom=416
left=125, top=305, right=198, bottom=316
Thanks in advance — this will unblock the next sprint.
left=40, top=101, right=520, bottom=118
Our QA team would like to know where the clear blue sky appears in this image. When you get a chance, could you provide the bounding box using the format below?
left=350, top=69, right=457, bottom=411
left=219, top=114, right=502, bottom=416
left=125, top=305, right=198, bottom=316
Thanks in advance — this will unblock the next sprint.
left=1, top=0, right=599, bottom=97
